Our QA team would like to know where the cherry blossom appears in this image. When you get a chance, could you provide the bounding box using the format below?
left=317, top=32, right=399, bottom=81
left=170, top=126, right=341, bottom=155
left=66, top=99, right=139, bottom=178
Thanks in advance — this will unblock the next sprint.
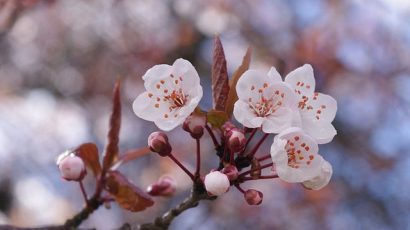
left=302, top=160, right=333, bottom=190
left=284, top=64, right=337, bottom=144
left=133, top=58, right=203, bottom=131
left=270, top=127, right=324, bottom=183
left=233, top=68, right=297, bottom=133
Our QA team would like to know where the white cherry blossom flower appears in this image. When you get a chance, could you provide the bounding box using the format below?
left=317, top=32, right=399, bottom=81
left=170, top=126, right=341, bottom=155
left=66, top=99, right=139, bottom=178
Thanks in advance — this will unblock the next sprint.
left=133, top=58, right=203, bottom=131
left=233, top=68, right=297, bottom=133
left=270, top=127, right=324, bottom=183
left=302, top=160, right=333, bottom=190
left=284, top=64, right=337, bottom=144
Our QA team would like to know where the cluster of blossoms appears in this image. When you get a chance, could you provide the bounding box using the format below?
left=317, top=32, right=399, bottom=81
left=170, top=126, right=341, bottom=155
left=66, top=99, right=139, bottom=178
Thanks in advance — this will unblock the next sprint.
left=129, top=58, right=337, bottom=204
left=57, top=58, right=336, bottom=208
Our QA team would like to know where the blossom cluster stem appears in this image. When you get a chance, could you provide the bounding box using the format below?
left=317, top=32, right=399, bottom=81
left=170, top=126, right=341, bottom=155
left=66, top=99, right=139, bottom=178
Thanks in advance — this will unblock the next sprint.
left=205, top=124, right=220, bottom=147
left=195, top=138, right=201, bottom=177
left=247, top=133, right=269, bottom=158
left=168, top=153, right=195, bottom=181
left=241, top=128, right=257, bottom=153
left=241, top=175, right=278, bottom=181
left=238, top=162, right=274, bottom=178
left=256, top=154, right=271, bottom=162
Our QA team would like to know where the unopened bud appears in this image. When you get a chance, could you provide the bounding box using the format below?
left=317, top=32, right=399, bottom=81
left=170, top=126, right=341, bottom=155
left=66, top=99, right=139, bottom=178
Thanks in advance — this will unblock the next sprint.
left=148, top=131, right=172, bottom=156
left=227, top=128, right=246, bottom=152
left=147, top=175, right=177, bottom=197
left=221, top=165, right=239, bottom=181
left=204, top=171, right=230, bottom=196
left=244, top=189, right=263, bottom=205
left=221, top=121, right=236, bottom=137
left=183, top=114, right=206, bottom=139
left=57, top=153, right=86, bottom=181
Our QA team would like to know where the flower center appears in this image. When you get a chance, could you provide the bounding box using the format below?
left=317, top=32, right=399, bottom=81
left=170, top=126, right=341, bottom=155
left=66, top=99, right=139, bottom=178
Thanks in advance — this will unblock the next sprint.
left=285, top=136, right=315, bottom=169
left=164, top=89, right=188, bottom=111
left=248, top=88, right=284, bottom=117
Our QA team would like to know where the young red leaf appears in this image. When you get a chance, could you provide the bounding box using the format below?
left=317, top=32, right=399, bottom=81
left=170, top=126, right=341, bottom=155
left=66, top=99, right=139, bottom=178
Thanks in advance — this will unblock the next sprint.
left=110, top=147, right=151, bottom=170
left=225, top=47, right=252, bottom=117
left=102, top=81, right=121, bottom=171
left=212, top=36, right=230, bottom=111
left=105, top=171, right=154, bottom=212
left=207, top=110, right=229, bottom=129
left=73, top=143, right=101, bottom=177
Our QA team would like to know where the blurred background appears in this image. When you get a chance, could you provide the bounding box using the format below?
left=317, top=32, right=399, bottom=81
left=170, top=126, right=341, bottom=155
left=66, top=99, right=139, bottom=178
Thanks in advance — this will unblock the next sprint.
left=0, top=0, right=409, bottom=229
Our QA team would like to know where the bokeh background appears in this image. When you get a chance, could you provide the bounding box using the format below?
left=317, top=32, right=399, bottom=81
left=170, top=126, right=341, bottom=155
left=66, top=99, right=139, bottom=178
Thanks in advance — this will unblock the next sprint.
left=0, top=0, right=409, bottom=229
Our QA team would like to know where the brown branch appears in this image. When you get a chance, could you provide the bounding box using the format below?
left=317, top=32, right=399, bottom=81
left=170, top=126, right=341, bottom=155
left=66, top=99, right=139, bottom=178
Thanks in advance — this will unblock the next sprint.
left=120, top=182, right=215, bottom=230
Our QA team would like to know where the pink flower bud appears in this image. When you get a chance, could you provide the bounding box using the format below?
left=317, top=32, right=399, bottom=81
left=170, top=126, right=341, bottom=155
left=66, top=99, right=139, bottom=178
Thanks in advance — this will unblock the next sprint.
left=244, top=189, right=263, bottom=205
left=227, top=128, right=246, bottom=152
left=148, top=131, right=172, bottom=156
left=221, top=165, right=239, bottom=181
left=221, top=121, right=236, bottom=137
left=57, top=154, right=86, bottom=181
left=147, top=175, right=177, bottom=197
left=204, top=171, right=230, bottom=196
left=183, top=114, right=206, bottom=139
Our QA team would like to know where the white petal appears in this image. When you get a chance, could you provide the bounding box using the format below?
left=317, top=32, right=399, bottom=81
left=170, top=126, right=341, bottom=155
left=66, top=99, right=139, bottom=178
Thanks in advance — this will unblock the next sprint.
left=267, top=66, right=283, bottom=82
left=143, top=64, right=173, bottom=94
left=284, top=64, right=315, bottom=99
left=172, top=58, right=201, bottom=93
left=236, top=69, right=279, bottom=102
left=261, top=107, right=293, bottom=133
left=271, top=128, right=323, bottom=183
left=233, top=100, right=263, bottom=128
left=133, top=92, right=167, bottom=122
left=263, top=82, right=298, bottom=110
left=302, top=160, right=332, bottom=190
left=303, top=120, right=337, bottom=144
left=301, top=92, right=337, bottom=123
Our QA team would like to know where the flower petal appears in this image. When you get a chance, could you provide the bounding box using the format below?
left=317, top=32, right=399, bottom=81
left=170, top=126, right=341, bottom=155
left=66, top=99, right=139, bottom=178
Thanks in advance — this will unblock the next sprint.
left=284, top=64, right=315, bottom=99
left=302, top=160, right=332, bottom=190
left=261, top=107, right=293, bottom=133
left=271, top=128, right=323, bottom=183
left=233, top=100, right=263, bottom=128
left=302, top=120, right=337, bottom=144
left=267, top=66, right=283, bottom=82
left=133, top=92, right=168, bottom=122
left=172, top=58, right=201, bottom=93
left=143, top=64, right=173, bottom=95
left=236, top=69, right=280, bottom=102
left=301, top=92, right=337, bottom=123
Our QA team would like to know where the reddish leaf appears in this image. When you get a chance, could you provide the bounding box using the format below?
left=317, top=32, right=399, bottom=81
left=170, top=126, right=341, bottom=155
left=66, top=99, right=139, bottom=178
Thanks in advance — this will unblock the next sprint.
left=225, top=47, right=252, bottom=117
left=74, top=143, right=101, bottom=177
left=102, top=81, right=121, bottom=171
left=207, top=110, right=229, bottom=129
left=212, top=36, right=230, bottom=111
left=105, top=171, right=154, bottom=212
left=111, top=147, right=151, bottom=170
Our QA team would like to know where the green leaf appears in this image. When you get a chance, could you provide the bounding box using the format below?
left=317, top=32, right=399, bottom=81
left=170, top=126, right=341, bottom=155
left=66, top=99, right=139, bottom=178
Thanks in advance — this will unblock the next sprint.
left=74, top=143, right=101, bottom=177
left=105, top=171, right=154, bottom=212
left=207, top=110, right=229, bottom=129
left=225, top=47, right=252, bottom=117
left=211, top=36, right=230, bottom=111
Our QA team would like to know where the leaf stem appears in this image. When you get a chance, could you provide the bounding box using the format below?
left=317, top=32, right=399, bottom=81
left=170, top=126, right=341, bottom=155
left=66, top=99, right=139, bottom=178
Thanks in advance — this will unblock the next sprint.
left=256, top=154, right=271, bottom=162
left=79, top=180, right=88, bottom=204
